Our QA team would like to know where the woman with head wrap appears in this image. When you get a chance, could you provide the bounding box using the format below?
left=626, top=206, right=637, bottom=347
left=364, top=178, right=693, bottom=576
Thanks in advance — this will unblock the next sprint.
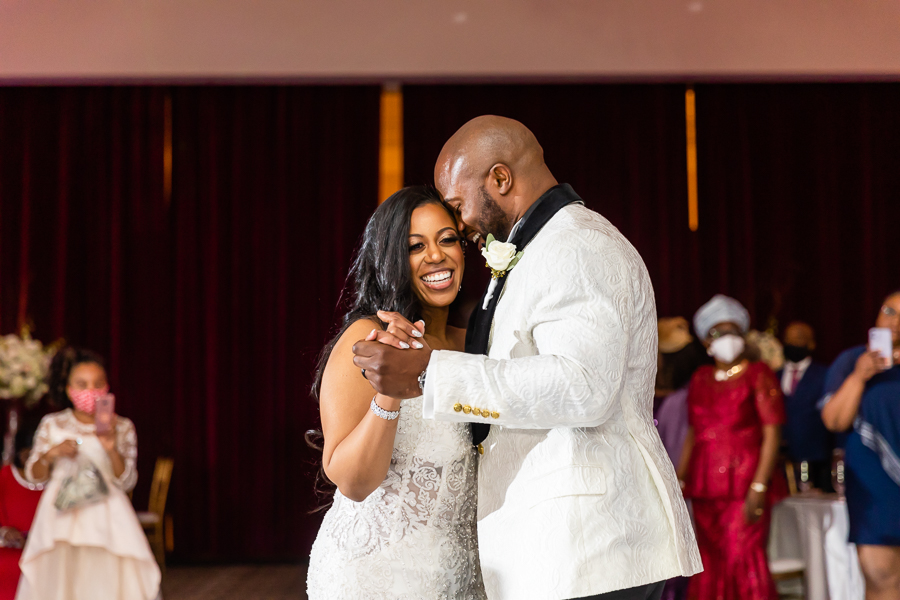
left=677, top=295, right=787, bottom=600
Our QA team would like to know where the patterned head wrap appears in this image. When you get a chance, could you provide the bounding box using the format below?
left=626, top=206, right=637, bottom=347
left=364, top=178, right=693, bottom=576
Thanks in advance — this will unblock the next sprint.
left=693, top=294, right=750, bottom=340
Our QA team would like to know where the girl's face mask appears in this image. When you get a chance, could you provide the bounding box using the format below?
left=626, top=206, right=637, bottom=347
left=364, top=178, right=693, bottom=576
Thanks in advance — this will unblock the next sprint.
left=68, top=386, right=109, bottom=414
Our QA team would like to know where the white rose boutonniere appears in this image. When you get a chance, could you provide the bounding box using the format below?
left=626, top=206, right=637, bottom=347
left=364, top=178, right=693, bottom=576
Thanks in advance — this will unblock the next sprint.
left=481, top=234, right=524, bottom=280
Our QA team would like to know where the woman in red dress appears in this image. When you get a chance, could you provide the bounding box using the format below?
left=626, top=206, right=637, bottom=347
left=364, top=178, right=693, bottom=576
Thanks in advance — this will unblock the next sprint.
left=0, top=421, right=44, bottom=600
left=678, top=295, right=787, bottom=600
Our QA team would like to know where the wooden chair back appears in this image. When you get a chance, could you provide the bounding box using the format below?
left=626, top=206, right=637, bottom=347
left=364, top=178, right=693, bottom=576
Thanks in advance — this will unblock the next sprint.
left=784, top=459, right=799, bottom=495
left=148, top=457, right=174, bottom=518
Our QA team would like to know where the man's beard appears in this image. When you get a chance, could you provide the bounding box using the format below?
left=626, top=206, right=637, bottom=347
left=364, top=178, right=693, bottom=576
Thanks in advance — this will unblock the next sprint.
left=475, top=186, right=513, bottom=242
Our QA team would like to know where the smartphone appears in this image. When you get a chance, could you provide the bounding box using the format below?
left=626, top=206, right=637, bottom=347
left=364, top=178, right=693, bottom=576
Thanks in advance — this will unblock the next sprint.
left=94, top=393, right=115, bottom=436
left=868, top=327, right=893, bottom=364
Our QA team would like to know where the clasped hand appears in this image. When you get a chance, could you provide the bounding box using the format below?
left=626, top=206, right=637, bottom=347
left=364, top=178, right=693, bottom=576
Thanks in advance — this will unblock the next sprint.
left=352, top=311, right=433, bottom=399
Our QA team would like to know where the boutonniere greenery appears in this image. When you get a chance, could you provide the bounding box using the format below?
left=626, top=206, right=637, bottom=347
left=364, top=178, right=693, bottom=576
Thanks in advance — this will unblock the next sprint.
left=481, top=234, right=524, bottom=280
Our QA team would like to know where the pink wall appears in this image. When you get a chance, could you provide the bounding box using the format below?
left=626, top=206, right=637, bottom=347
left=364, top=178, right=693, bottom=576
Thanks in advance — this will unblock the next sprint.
left=2, top=0, right=899, bottom=82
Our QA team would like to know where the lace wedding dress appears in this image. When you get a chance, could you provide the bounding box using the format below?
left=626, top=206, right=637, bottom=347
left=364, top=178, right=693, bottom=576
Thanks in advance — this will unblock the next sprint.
left=307, top=395, right=486, bottom=600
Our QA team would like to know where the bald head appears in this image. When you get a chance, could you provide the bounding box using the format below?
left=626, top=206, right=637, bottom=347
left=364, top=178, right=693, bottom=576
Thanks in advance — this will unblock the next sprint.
left=434, top=116, right=558, bottom=243
left=436, top=116, right=545, bottom=185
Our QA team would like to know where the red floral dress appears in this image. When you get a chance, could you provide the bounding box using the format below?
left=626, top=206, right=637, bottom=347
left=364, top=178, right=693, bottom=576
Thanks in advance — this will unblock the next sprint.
left=684, top=362, right=787, bottom=600
left=0, top=465, right=43, bottom=600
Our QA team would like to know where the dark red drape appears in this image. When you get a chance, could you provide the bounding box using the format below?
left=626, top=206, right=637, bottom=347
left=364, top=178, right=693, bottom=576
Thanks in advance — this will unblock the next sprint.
left=0, top=85, right=380, bottom=560
left=3, top=82, right=899, bottom=562
left=403, top=83, right=900, bottom=361
left=692, top=83, right=900, bottom=362
left=403, top=84, right=696, bottom=323
left=166, top=86, right=379, bottom=559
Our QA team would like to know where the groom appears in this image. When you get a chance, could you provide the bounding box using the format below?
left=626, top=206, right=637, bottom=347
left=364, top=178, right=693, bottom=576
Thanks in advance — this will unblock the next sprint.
left=353, top=116, right=701, bottom=600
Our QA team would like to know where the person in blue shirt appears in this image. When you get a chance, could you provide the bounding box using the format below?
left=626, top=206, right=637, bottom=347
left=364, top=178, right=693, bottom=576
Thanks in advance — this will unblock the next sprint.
left=821, top=291, right=900, bottom=600
left=777, top=322, right=832, bottom=491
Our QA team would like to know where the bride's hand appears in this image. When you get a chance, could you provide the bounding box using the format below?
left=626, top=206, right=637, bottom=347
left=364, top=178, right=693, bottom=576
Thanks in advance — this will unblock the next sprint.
left=365, top=328, right=432, bottom=353
left=373, top=311, right=426, bottom=349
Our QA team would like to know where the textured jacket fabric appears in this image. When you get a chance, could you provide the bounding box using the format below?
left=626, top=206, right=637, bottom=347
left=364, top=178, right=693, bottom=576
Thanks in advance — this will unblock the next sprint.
left=424, top=203, right=703, bottom=600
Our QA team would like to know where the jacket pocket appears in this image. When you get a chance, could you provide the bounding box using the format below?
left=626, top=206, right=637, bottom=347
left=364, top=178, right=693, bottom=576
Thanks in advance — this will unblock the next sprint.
left=525, top=465, right=607, bottom=509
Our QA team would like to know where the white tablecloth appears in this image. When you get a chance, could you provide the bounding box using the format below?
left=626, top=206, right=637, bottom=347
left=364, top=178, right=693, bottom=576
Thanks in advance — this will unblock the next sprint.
left=768, top=495, right=864, bottom=600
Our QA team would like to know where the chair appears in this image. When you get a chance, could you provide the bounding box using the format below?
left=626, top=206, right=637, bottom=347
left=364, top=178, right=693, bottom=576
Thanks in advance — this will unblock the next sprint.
left=770, top=557, right=806, bottom=599
left=137, top=457, right=174, bottom=574
left=785, top=460, right=799, bottom=495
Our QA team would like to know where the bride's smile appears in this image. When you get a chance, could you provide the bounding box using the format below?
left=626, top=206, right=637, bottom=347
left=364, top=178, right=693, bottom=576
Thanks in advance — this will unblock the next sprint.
left=421, top=269, right=454, bottom=290
left=407, top=202, right=465, bottom=307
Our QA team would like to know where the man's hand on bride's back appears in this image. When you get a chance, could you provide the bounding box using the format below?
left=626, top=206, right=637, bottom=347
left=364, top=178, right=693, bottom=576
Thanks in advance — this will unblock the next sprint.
left=352, top=312, right=432, bottom=399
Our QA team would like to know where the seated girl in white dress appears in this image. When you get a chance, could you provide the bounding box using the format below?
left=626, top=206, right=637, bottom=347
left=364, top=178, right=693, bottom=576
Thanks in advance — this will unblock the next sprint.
left=306, top=186, right=486, bottom=600
left=17, top=347, right=160, bottom=600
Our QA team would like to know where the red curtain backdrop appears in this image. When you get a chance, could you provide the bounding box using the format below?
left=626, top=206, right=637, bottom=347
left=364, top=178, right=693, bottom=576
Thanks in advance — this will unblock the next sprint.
left=402, top=84, right=697, bottom=325
left=402, top=83, right=900, bottom=361
left=0, top=85, right=380, bottom=560
left=2, top=82, right=899, bottom=562
left=692, top=83, right=900, bottom=364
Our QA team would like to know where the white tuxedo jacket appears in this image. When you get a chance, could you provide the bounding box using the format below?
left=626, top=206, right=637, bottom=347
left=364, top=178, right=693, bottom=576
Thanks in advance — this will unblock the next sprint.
left=424, top=204, right=702, bottom=600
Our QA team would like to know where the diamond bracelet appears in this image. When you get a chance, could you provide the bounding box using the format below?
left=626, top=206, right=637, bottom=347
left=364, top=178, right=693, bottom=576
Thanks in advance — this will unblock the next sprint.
left=370, top=396, right=400, bottom=421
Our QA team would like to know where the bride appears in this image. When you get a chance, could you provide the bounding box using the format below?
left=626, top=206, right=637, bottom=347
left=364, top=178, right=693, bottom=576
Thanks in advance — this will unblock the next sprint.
left=307, top=186, right=486, bottom=599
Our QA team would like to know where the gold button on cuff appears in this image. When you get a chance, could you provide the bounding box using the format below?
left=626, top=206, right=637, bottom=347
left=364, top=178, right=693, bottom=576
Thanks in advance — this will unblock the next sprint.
left=462, top=405, right=472, bottom=414
left=491, top=411, right=500, bottom=419
left=472, top=407, right=482, bottom=416
left=477, top=444, right=484, bottom=455
left=453, top=403, right=463, bottom=413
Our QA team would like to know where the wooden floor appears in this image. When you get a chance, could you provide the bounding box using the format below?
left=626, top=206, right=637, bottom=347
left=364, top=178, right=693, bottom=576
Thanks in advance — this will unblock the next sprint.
left=163, top=565, right=308, bottom=600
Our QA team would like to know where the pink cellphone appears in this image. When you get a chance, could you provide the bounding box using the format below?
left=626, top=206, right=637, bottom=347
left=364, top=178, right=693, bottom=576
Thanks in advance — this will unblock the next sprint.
left=94, top=393, right=115, bottom=436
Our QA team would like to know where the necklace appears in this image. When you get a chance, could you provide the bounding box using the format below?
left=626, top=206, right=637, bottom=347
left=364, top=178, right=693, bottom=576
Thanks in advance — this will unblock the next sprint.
left=715, top=361, right=748, bottom=382
left=11, top=466, right=45, bottom=492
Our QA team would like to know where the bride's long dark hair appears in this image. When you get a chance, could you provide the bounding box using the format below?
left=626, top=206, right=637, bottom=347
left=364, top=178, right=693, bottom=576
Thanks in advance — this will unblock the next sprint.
left=306, top=186, right=461, bottom=500
left=311, top=185, right=459, bottom=399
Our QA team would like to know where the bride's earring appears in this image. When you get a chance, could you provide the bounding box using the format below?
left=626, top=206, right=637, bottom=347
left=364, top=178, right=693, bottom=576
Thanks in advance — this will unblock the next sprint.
left=459, top=284, right=463, bottom=292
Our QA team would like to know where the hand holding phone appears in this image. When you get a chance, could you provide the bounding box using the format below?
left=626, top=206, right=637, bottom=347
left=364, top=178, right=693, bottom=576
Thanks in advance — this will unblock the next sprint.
left=94, top=393, right=115, bottom=436
left=868, top=328, right=893, bottom=368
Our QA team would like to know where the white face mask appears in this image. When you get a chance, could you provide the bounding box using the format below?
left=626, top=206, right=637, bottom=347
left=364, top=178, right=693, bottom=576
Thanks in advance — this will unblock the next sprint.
left=709, top=334, right=745, bottom=364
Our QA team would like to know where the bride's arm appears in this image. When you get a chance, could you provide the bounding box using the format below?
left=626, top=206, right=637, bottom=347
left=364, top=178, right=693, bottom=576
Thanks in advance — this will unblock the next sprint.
left=320, top=319, right=402, bottom=503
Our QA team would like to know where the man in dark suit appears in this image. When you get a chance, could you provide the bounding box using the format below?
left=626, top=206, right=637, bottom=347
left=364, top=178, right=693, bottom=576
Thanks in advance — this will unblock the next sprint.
left=778, top=321, right=833, bottom=491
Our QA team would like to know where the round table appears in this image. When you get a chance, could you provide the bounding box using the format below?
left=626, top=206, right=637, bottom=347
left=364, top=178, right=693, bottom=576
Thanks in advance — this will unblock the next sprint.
left=768, top=495, right=864, bottom=600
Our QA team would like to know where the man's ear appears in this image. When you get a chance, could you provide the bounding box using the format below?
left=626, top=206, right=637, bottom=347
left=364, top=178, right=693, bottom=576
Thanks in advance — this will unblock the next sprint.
left=488, top=164, right=513, bottom=196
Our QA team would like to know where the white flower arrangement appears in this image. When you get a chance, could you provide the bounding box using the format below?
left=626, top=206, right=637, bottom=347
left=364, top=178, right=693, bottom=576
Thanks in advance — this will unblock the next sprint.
left=0, top=328, right=57, bottom=407
left=746, top=329, right=784, bottom=372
